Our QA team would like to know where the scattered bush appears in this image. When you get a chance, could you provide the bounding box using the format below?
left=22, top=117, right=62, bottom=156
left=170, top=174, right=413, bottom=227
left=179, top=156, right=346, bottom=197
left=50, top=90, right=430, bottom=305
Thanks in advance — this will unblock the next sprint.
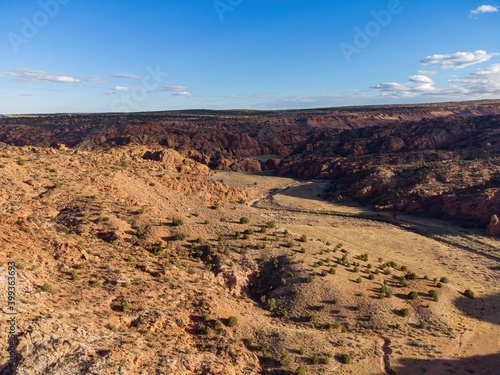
left=42, top=283, right=55, bottom=295
left=299, top=235, right=308, bottom=243
left=280, top=354, right=291, bottom=367
left=440, top=277, right=449, bottom=284
left=266, top=221, right=276, bottom=228
left=340, top=353, right=351, bottom=364
left=175, top=232, right=187, bottom=241
left=400, top=308, right=409, bottom=317
left=294, top=365, right=306, bottom=375
left=171, top=218, right=184, bottom=226
left=239, top=217, right=250, bottom=224
left=227, top=316, right=238, bottom=327
left=407, top=291, right=418, bottom=300
left=464, top=289, right=475, bottom=299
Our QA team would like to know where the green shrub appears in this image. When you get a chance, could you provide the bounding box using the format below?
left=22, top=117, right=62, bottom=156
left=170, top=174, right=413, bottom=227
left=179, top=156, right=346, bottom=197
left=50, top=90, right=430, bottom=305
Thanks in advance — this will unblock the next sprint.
left=356, top=277, right=362, bottom=283
left=239, top=217, right=250, bottom=224
left=464, top=289, right=475, bottom=299
left=279, top=354, right=291, bottom=367
left=299, top=235, right=308, bottom=243
left=340, top=353, right=351, bottom=364
left=312, top=354, right=320, bottom=365
left=436, top=282, right=443, bottom=288
left=135, top=225, right=149, bottom=238
left=266, top=221, right=276, bottom=228
left=42, top=283, right=55, bottom=295
left=428, top=290, right=438, bottom=298
left=294, top=365, right=306, bottom=375
left=407, top=291, right=418, bottom=300
left=368, top=273, right=375, bottom=280
left=400, top=308, right=409, bottom=317
left=440, top=277, right=449, bottom=284
left=227, top=316, right=238, bottom=327
left=172, top=218, right=184, bottom=226
left=122, top=301, right=131, bottom=312
left=175, top=232, right=187, bottom=241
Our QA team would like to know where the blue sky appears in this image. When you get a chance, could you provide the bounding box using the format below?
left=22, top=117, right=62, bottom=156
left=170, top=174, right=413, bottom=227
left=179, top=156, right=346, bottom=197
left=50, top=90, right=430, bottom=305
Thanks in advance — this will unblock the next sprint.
left=0, top=0, right=499, bottom=114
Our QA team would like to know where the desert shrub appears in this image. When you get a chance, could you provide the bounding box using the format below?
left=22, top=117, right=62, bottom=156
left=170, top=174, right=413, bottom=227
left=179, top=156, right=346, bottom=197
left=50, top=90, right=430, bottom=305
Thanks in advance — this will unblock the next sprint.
left=308, top=314, right=316, bottom=322
left=122, top=301, right=131, bottom=312
left=171, top=218, right=184, bottom=226
left=407, top=291, right=418, bottom=300
left=428, top=290, right=438, bottom=298
left=356, top=277, right=362, bottom=283
left=305, top=276, right=313, bottom=283
left=405, top=272, right=417, bottom=280
left=418, top=321, right=428, bottom=329
left=436, top=282, right=443, bottom=288
left=280, top=354, right=291, bottom=367
left=135, top=225, right=149, bottom=238
left=244, top=228, right=254, bottom=235
left=368, top=273, right=375, bottom=280
left=197, top=323, right=211, bottom=335
left=71, top=271, right=79, bottom=281
left=312, top=354, right=320, bottom=365
left=299, top=247, right=306, bottom=253
left=440, top=277, right=449, bottom=283
left=294, top=365, right=306, bottom=375
left=400, top=308, right=409, bottom=317
left=203, top=219, right=210, bottom=224
left=464, top=289, right=475, bottom=299
left=299, top=235, right=308, bottom=243
left=42, top=283, right=55, bottom=295
left=239, top=217, right=250, bottom=224
left=353, top=266, right=359, bottom=273
left=266, top=298, right=277, bottom=311
left=260, top=227, right=267, bottom=233
left=340, top=353, right=351, bottom=364
left=227, top=316, right=238, bottom=327
left=320, top=270, right=328, bottom=277
left=329, top=267, right=336, bottom=275
left=238, top=198, right=246, bottom=204
left=175, top=232, right=187, bottom=241
left=266, top=221, right=276, bottom=228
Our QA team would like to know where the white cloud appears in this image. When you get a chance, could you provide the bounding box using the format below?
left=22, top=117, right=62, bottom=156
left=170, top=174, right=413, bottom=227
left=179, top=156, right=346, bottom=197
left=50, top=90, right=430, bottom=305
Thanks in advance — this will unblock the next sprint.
left=0, top=68, right=109, bottom=86
left=109, top=82, right=191, bottom=96
left=160, top=83, right=191, bottom=96
left=449, top=63, right=500, bottom=94
left=420, top=50, right=497, bottom=70
left=371, top=63, right=500, bottom=99
left=0, top=68, right=81, bottom=83
left=113, top=73, right=142, bottom=80
left=371, top=75, right=437, bottom=97
left=114, top=86, right=136, bottom=92
left=418, top=69, right=438, bottom=76
left=471, top=5, right=499, bottom=14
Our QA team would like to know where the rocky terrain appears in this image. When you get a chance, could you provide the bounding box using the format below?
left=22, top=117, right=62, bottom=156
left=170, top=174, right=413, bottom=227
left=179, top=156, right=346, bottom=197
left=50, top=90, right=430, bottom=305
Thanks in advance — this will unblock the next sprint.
left=1, top=100, right=499, bottom=235
left=0, top=100, right=499, bottom=374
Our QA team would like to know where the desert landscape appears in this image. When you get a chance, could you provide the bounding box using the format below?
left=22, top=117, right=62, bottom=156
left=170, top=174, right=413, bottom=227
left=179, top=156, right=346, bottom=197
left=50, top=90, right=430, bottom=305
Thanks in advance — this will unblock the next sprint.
left=0, top=101, right=499, bottom=374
